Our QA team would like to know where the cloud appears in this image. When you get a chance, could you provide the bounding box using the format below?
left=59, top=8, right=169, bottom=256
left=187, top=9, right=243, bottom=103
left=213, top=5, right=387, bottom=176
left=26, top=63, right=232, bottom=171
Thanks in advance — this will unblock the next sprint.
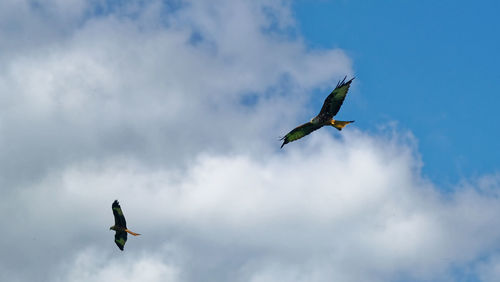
left=3, top=130, right=500, bottom=282
left=55, top=249, right=180, bottom=282
left=1, top=1, right=499, bottom=282
left=0, top=0, right=351, bottom=189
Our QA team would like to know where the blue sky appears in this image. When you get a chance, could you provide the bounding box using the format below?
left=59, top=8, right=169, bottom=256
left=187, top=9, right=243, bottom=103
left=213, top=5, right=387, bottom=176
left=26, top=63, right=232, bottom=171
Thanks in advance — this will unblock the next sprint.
left=293, top=0, right=499, bottom=186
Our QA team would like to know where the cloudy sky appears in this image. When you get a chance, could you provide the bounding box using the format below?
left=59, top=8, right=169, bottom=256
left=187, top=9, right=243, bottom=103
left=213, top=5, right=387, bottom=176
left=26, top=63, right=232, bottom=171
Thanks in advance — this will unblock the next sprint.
left=1, top=1, right=499, bottom=281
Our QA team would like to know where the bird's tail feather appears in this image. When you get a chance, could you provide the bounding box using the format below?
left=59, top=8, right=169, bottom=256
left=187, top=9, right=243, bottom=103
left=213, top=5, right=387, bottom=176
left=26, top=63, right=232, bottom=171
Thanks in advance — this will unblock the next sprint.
left=125, top=229, right=141, bottom=236
left=331, top=120, right=354, bottom=131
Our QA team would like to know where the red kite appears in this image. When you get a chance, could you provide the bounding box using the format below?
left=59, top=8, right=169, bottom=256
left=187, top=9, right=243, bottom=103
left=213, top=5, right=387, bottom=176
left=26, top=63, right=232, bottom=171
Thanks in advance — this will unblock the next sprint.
left=281, top=77, right=354, bottom=148
left=109, top=200, right=140, bottom=250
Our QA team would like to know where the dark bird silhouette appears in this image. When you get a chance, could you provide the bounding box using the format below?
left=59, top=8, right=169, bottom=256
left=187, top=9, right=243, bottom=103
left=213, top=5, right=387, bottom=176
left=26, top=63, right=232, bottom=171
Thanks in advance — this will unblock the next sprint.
left=281, top=76, right=355, bottom=148
left=109, top=200, right=140, bottom=251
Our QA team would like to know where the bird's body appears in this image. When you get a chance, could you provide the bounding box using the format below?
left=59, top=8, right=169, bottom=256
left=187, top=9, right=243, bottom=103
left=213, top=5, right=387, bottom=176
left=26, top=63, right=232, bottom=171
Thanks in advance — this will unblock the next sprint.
left=280, top=77, right=355, bottom=148
left=110, top=200, right=140, bottom=251
left=110, top=225, right=141, bottom=235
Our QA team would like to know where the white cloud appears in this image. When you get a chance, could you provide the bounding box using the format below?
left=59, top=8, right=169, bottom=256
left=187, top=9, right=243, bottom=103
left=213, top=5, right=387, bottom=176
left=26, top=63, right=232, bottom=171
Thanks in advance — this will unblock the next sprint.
left=0, top=0, right=351, bottom=189
left=3, top=131, right=500, bottom=282
left=1, top=1, right=499, bottom=282
left=56, top=249, right=180, bottom=282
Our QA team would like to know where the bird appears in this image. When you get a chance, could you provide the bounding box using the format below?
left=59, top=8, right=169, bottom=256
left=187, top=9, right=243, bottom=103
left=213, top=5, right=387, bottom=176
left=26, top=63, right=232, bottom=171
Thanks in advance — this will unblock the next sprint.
left=109, top=200, right=140, bottom=251
left=280, top=76, right=355, bottom=148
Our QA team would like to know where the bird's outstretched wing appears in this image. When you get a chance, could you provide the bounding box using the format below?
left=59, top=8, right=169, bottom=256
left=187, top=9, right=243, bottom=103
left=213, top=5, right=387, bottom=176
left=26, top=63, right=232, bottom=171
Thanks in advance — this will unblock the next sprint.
left=114, top=230, right=127, bottom=251
left=280, top=122, right=323, bottom=148
left=112, top=200, right=127, bottom=228
left=317, top=76, right=354, bottom=120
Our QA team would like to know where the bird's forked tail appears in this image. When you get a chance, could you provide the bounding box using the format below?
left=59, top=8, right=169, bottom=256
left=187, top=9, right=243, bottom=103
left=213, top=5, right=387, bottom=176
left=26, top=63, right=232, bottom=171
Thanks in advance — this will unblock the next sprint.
left=125, top=229, right=141, bottom=236
left=331, top=120, right=354, bottom=131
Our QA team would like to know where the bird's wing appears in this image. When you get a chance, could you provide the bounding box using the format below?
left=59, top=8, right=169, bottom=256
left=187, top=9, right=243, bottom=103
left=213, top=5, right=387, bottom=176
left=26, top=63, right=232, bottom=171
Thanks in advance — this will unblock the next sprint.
left=317, top=76, right=354, bottom=119
left=112, top=200, right=127, bottom=228
left=281, top=122, right=323, bottom=148
left=114, top=230, right=127, bottom=251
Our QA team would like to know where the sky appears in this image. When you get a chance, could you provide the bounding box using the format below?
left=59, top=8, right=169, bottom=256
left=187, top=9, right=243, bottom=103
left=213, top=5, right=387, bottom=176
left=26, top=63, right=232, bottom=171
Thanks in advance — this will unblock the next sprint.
left=0, top=1, right=499, bottom=282
left=293, top=0, right=500, bottom=187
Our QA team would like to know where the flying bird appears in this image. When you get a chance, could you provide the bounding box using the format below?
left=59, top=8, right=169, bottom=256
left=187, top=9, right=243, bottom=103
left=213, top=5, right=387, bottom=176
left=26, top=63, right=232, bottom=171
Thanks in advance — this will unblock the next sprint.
left=280, top=76, right=355, bottom=148
left=110, top=200, right=140, bottom=251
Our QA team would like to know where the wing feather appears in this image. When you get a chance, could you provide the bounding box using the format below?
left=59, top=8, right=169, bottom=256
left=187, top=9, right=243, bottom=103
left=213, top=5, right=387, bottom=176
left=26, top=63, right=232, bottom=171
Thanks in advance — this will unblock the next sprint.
left=281, top=122, right=323, bottom=148
left=114, top=230, right=127, bottom=251
left=112, top=200, right=127, bottom=228
left=317, top=77, right=354, bottom=120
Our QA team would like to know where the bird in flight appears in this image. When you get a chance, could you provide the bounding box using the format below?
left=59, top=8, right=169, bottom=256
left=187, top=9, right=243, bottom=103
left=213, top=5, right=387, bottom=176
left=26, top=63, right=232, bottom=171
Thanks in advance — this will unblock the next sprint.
left=280, top=76, right=355, bottom=148
left=110, top=200, right=141, bottom=251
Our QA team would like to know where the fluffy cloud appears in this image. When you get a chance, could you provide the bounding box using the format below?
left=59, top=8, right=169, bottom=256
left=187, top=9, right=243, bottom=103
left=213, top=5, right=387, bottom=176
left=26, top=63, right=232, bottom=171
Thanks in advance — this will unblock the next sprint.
left=4, top=131, right=500, bottom=282
left=1, top=1, right=499, bottom=282
left=56, top=250, right=180, bottom=282
left=0, top=0, right=350, bottom=188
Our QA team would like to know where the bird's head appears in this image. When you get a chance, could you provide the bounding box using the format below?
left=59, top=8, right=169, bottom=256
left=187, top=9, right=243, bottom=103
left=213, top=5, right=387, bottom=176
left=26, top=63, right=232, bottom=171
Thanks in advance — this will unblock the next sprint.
left=109, top=226, right=115, bottom=231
